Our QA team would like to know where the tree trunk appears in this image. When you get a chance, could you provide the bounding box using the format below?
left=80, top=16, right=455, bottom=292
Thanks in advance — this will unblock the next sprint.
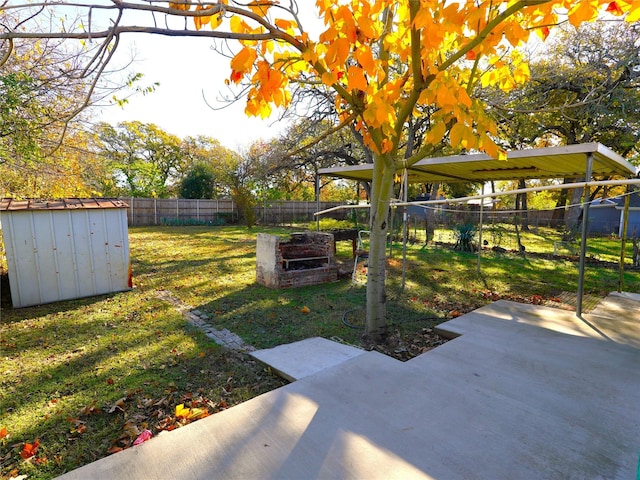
left=365, top=154, right=395, bottom=342
left=425, top=182, right=439, bottom=243
left=551, top=178, right=570, bottom=228
left=517, top=179, right=529, bottom=231
left=565, top=180, right=584, bottom=231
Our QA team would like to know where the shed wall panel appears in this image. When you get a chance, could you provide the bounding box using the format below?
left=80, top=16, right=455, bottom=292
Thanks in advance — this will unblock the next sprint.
left=1, top=208, right=130, bottom=308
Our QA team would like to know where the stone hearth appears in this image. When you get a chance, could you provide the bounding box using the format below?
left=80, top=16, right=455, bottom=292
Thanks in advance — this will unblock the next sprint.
left=256, top=232, right=338, bottom=288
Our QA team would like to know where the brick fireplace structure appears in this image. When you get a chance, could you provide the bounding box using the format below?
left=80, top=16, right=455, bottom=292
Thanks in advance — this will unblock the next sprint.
left=256, top=232, right=338, bottom=288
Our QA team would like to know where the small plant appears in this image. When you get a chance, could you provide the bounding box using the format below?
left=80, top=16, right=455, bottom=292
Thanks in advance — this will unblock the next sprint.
left=233, top=187, right=256, bottom=228
left=453, top=223, right=477, bottom=252
left=488, top=225, right=506, bottom=248
left=562, top=222, right=581, bottom=242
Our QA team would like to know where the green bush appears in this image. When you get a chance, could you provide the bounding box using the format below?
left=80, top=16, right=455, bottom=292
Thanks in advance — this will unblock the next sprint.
left=453, top=223, right=477, bottom=252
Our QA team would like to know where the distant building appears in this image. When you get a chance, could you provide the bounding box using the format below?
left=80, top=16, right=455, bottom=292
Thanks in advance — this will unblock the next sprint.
left=586, top=192, right=640, bottom=237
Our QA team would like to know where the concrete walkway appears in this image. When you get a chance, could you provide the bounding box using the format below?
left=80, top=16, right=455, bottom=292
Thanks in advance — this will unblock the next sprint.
left=59, top=292, right=640, bottom=479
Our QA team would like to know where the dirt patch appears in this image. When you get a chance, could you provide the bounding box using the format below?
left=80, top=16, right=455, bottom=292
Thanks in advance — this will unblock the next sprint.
left=367, top=328, right=449, bottom=362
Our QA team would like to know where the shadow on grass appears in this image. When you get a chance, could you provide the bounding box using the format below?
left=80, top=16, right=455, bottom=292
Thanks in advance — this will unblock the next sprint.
left=0, top=274, right=126, bottom=324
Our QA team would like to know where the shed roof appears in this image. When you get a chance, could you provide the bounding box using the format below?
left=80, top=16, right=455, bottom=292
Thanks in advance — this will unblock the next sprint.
left=319, top=143, right=638, bottom=184
left=0, top=198, right=129, bottom=211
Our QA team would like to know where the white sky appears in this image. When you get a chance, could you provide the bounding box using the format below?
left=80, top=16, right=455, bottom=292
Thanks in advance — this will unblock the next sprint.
left=97, top=34, right=288, bottom=151
left=94, top=4, right=324, bottom=151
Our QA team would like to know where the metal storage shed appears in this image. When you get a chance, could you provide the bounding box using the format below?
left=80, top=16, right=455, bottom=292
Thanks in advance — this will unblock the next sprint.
left=0, top=198, right=132, bottom=308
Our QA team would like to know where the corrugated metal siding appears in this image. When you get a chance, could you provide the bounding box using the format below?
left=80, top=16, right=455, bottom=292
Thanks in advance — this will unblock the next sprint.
left=1, top=207, right=130, bottom=308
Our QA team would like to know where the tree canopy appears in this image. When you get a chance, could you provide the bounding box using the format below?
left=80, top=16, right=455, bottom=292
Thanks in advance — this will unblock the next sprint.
left=486, top=21, right=640, bottom=160
left=1, top=0, right=638, bottom=338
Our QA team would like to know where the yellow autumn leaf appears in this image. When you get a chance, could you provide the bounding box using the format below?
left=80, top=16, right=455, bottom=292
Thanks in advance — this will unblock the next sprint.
left=245, top=97, right=272, bottom=119
left=325, top=37, right=350, bottom=69
left=175, top=403, right=189, bottom=419
left=275, top=19, right=294, bottom=31
left=188, top=407, right=207, bottom=420
left=436, top=84, right=457, bottom=108
left=321, top=71, right=339, bottom=85
left=626, top=6, right=640, bottom=22
left=449, top=122, right=465, bottom=148
left=210, top=13, right=223, bottom=30
left=230, top=48, right=257, bottom=74
left=347, top=66, right=368, bottom=92
left=457, top=88, right=472, bottom=108
left=567, top=1, right=599, bottom=28
left=354, top=48, right=376, bottom=76
left=169, top=1, right=191, bottom=11
left=426, top=122, right=446, bottom=145
left=230, top=15, right=250, bottom=34
left=249, top=1, right=271, bottom=16
left=513, top=62, right=530, bottom=85
left=375, top=100, right=394, bottom=126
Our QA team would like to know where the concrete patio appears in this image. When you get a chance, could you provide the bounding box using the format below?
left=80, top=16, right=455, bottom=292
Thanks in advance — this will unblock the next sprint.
left=59, top=292, right=640, bottom=479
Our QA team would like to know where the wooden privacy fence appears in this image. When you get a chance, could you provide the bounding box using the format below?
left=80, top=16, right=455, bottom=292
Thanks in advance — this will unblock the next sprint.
left=125, top=198, right=562, bottom=229
left=124, top=198, right=352, bottom=226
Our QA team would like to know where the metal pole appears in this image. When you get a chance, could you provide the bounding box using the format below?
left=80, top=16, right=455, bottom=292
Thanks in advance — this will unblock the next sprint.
left=401, top=168, right=408, bottom=290
left=576, top=153, right=593, bottom=317
left=618, top=190, right=630, bottom=292
left=316, top=171, right=320, bottom=232
left=477, top=183, right=485, bottom=274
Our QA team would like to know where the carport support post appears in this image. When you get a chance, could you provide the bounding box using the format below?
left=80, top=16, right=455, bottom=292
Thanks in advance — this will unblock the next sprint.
left=576, top=153, right=593, bottom=317
left=618, top=189, right=630, bottom=292
left=401, top=167, right=408, bottom=290
left=315, top=171, right=320, bottom=232
left=477, top=183, right=485, bottom=274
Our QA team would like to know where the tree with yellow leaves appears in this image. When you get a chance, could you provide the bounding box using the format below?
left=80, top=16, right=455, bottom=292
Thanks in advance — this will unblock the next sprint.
left=1, top=0, right=638, bottom=339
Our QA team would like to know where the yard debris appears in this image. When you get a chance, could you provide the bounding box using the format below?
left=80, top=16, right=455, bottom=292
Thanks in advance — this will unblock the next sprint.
left=19, top=439, right=40, bottom=459
left=367, top=328, right=449, bottom=361
left=133, top=430, right=152, bottom=446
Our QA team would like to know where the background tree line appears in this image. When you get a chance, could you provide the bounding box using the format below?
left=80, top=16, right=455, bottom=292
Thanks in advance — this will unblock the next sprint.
left=2, top=18, right=638, bottom=224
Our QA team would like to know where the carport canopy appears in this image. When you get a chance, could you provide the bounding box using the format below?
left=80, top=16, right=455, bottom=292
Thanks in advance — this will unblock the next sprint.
left=318, top=142, right=638, bottom=183
left=317, top=142, right=639, bottom=318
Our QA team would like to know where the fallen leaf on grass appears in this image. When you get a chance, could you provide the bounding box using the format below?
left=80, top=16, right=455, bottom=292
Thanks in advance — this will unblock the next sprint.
left=20, top=439, right=40, bottom=459
left=80, top=400, right=101, bottom=416
left=108, top=397, right=127, bottom=414
left=175, top=403, right=209, bottom=420
left=0, top=427, right=7, bottom=439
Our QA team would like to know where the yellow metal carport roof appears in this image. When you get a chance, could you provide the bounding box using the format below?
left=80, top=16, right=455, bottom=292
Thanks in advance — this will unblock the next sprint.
left=318, top=143, right=638, bottom=183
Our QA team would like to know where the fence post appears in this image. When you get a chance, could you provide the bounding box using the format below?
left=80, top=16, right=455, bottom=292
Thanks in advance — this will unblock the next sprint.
left=154, top=198, right=157, bottom=225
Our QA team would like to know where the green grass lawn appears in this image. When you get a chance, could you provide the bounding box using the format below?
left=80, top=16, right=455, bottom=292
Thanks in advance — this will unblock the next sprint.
left=1, top=224, right=638, bottom=479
